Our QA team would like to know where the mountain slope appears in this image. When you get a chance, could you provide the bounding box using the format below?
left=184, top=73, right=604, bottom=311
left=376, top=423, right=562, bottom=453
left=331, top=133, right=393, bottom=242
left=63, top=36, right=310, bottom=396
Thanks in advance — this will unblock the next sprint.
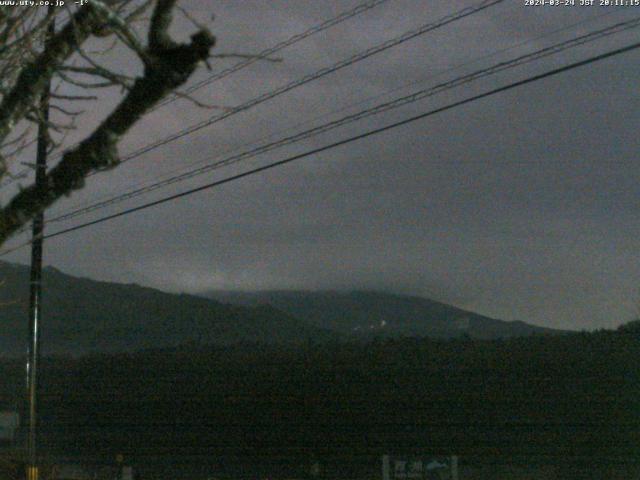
left=205, top=290, right=565, bottom=339
left=0, top=262, right=335, bottom=357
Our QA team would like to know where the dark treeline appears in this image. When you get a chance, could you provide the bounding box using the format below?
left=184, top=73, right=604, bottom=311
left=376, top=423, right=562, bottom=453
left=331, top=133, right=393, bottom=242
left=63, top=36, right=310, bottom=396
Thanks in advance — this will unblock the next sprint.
left=1, top=325, right=639, bottom=475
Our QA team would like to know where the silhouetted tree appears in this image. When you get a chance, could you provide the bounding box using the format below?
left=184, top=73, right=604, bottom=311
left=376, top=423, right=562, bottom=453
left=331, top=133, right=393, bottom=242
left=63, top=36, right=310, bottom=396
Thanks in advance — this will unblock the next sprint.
left=0, top=0, right=215, bottom=246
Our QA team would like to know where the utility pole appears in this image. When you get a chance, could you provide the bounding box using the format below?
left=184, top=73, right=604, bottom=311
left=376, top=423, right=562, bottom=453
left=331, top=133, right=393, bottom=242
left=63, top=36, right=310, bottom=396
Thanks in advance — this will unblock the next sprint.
left=26, top=8, right=54, bottom=480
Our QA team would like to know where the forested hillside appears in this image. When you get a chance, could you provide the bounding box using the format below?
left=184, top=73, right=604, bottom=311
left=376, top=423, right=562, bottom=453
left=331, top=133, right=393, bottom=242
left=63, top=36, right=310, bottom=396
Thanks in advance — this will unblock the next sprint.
left=0, top=262, right=336, bottom=356
left=1, top=327, right=638, bottom=476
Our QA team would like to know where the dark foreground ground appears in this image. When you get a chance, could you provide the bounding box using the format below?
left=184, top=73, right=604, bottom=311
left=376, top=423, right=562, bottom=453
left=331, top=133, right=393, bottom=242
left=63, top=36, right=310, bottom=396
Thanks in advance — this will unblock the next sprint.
left=1, top=452, right=637, bottom=480
left=1, top=325, right=639, bottom=479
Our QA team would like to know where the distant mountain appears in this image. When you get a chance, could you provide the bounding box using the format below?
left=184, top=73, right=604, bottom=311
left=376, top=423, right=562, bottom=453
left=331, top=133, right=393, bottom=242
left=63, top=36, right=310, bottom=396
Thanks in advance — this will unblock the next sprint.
left=205, top=290, right=565, bottom=339
left=0, top=262, right=336, bottom=357
left=0, top=260, right=565, bottom=358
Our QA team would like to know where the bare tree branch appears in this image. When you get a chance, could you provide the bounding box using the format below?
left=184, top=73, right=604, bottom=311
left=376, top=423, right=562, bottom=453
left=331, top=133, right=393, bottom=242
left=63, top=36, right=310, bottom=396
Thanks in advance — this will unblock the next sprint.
left=0, top=1, right=216, bottom=245
left=149, top=0, right=178, bottom=53
left=0, top=7, right=98, bottom=148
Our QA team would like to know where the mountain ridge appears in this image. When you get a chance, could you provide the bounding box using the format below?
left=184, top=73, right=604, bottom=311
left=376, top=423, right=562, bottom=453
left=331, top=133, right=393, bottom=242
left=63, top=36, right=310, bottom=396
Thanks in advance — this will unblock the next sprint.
left=0, top=261, right=336, bottom=357
left=0, top=260, right=567, bottom=357
left=204, top=289, right=567, bottom=339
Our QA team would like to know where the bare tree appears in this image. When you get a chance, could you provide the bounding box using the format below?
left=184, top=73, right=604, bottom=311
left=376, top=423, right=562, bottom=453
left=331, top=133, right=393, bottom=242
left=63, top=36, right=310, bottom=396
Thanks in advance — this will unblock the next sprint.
left=0, top=0, right=215, bottom=247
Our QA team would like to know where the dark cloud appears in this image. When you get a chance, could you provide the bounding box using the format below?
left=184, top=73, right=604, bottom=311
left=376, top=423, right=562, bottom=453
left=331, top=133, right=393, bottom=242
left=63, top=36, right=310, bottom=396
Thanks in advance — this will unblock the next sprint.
left=2, top=0, right=639, bottom=330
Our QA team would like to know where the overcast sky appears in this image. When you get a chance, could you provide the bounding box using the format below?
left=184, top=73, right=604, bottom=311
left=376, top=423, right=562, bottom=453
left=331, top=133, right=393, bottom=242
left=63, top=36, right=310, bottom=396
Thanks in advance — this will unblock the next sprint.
left=2, top=0, right=639, bottom=331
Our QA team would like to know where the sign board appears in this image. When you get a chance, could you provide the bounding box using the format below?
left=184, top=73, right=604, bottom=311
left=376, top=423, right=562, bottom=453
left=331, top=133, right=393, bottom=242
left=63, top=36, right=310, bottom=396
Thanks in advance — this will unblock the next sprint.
left=121, top=466, right=133, bottom=480
left=53, top=464, right=91, bottom=480
left=0, top=411, right=19, bottom=441
left=383, top=455, right=458, bottom=480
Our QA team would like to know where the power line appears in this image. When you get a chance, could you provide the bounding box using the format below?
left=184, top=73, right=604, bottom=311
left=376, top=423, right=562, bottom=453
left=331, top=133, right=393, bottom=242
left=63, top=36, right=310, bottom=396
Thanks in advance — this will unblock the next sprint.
left=43, top=16, right=640, bottom=226
left=0, top=0, right=393, bottom=189
left=83, top=0, right=507, bottom=171
left=17, top=40, right=637, bottom=248
left=0, top=0, right=509, bottom=244
left=153, top=0, right=393, bottom=111
left=50, top=6, right=624, bottom=220
left=0, top=0, right=502, bottom=193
